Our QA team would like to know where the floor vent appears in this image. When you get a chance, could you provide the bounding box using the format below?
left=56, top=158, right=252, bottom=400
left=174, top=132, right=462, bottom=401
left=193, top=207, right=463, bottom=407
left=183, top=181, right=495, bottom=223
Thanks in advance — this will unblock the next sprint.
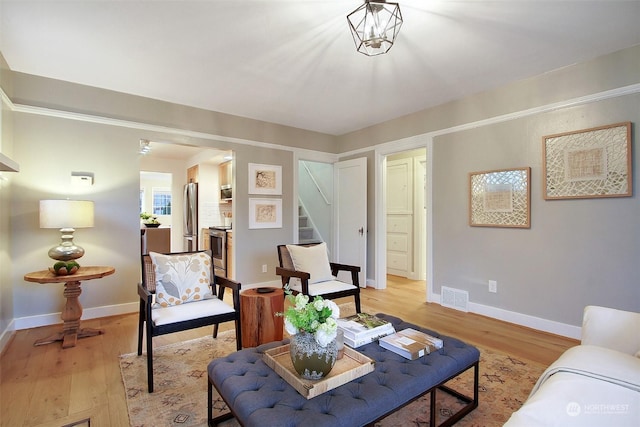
left=441, top=286, right=469, bottom=312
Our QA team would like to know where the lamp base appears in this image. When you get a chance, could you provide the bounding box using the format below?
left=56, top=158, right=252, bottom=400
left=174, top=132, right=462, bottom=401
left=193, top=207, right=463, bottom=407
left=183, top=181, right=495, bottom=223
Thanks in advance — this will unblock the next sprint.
left=48, top=230, right=85, bottom=261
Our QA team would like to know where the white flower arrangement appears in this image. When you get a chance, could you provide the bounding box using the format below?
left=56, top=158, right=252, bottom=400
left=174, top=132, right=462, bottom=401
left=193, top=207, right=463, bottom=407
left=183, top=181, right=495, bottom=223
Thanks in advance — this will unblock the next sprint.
left=279, top=289, right=340, bottom=347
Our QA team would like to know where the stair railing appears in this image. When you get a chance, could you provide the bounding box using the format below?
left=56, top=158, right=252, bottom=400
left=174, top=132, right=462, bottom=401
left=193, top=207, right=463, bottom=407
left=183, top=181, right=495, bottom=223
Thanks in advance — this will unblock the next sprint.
left=301, top=161, right=330, bottom=206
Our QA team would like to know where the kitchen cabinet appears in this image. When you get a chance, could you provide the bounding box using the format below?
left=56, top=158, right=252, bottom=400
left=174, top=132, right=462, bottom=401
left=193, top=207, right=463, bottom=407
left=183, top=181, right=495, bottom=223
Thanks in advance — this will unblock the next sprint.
left=141, top=227, right=170, bottom=254
left=201, top=228, right=210, bottom=250
left=227, top=231, right=233, bottom=279
left=187, top=165, right=199, bottom=183
left=220, top=161, right=232, bottom=187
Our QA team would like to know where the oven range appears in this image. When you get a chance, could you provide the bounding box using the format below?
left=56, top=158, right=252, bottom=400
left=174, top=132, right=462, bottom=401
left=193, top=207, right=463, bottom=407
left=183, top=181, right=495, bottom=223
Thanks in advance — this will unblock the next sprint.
left=209, top=226, right=231, bottom=278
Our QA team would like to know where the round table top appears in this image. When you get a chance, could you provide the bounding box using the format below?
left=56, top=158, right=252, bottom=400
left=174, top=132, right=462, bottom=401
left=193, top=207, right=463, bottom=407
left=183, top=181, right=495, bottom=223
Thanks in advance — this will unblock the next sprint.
left=24, top=266, right=115, bottom=284
left=241, top=287, right=284, bottom=297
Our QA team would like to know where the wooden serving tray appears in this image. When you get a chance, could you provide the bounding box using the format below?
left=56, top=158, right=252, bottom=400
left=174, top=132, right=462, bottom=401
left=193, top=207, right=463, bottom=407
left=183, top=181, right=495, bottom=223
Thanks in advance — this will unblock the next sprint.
left=263, top=344, right=375, bottom=399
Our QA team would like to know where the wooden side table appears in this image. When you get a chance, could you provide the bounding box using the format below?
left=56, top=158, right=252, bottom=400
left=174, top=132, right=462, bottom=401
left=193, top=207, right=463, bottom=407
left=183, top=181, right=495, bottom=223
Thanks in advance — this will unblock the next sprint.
left=240, top=287, right=284, bottom=348
left=24, top=266, right=115, bottom=349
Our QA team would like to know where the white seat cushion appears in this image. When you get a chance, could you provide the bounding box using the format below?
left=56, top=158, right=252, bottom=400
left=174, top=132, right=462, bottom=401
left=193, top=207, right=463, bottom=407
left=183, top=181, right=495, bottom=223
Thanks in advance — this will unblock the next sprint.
left=289, top=279, right=355, bottom=296
left=151, top=297, right=234, bottom=326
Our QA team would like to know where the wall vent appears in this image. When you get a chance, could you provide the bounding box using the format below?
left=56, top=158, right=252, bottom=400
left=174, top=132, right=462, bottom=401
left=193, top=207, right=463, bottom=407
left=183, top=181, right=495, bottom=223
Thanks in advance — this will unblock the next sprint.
left=441, top=286, right=469, bottom=312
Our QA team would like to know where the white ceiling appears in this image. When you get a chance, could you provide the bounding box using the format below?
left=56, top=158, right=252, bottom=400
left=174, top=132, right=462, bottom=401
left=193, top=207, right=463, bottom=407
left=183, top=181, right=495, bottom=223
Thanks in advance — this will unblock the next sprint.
left=2, top=1, right=639, bottom=136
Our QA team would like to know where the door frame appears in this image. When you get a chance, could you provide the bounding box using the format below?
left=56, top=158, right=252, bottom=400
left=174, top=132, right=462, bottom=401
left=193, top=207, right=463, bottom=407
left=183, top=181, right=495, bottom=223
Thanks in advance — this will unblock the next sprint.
left=374, top=135, right=433, bottom=299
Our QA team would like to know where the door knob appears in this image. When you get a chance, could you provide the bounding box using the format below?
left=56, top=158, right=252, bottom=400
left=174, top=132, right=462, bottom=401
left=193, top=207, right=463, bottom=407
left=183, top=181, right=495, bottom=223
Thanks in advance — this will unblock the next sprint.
left=358, top=227, right=364, bottom=236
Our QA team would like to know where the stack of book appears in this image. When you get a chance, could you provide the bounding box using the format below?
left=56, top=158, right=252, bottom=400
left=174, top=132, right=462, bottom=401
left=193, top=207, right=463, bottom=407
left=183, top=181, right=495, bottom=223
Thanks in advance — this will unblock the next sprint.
left=337, top=313, right=396, bottom=348
left=378, top=328, right=444, bottom=360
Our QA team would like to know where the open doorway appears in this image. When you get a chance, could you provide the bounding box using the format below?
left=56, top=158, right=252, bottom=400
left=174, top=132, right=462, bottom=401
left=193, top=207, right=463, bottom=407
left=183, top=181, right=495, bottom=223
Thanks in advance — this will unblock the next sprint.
left=385, top=148, right=427, bottom=289
left=298, top=160, right=333, bottom=247
left=140, top=171, right=173, bottom=253
left=139, top=140, right=232, bottom=256
left=297, top=157, right=367, bottom=288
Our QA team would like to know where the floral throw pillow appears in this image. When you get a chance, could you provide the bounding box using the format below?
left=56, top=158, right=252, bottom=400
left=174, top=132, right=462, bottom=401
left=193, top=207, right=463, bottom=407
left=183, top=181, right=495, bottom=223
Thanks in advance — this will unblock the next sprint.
left=149, top=251, right=214, bottom=307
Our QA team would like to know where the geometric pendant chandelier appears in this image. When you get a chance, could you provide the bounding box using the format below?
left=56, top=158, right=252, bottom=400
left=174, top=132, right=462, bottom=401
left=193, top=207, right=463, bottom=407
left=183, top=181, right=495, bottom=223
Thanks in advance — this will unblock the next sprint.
left=347, top=0, right=403, bottom=56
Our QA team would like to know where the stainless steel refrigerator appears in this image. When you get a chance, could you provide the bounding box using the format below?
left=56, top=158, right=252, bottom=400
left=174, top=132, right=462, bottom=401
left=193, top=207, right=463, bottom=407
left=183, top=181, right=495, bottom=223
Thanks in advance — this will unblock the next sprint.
left=183, top=182, right=198, bottom=251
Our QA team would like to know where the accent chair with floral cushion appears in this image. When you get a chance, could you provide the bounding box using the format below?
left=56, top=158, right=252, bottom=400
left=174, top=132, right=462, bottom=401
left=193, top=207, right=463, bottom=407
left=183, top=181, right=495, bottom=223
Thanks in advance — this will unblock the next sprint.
left=137, top=250, right=241, bottom=392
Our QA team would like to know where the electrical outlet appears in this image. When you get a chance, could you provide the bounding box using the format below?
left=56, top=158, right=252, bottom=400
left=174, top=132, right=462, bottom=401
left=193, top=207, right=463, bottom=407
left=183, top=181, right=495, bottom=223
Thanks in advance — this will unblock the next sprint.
left=488, top=280, right=497, bottom=293
left=262, top=264, right=268, bottom=273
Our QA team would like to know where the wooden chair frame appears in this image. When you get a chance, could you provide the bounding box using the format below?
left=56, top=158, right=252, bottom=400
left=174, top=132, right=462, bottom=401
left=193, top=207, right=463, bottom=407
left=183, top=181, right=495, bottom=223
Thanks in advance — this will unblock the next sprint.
left=276, top=243, right=362, bottom=313
left=137, top=250, right=242, bottom=393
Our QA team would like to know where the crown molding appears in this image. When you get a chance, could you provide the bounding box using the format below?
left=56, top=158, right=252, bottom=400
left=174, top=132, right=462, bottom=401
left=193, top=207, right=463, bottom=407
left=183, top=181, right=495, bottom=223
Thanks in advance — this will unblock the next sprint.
left=341, top=83, right=640, bottom=159
left=2, top=82, right=639, bottom=160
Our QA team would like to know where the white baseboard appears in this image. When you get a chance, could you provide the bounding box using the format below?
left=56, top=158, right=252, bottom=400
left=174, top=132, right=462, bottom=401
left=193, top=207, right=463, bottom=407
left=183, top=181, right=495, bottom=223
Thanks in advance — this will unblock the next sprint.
left=0, top=319, right=16, bottom=354
left=432, top=292, right=582, bottom=340
left=13, top=302, right=139, bottom=331
left=7, top=287, right=581, bottom=348
left=9, top=281, right=283, bottom=333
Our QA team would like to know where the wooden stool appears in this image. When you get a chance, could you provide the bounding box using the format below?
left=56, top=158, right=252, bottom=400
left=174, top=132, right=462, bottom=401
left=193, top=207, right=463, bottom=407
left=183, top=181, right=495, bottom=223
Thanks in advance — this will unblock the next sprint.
left=240, top=287, right=284, bottom=347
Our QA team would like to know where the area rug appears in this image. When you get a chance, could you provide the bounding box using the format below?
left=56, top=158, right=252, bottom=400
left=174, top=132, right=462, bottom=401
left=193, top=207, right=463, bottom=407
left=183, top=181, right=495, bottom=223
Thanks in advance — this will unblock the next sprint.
left=120, top=331, right=545, bottom=427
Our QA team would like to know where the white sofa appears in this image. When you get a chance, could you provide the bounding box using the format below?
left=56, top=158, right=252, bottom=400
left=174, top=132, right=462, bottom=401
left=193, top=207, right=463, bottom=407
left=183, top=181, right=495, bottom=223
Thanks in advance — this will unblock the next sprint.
left=505, top=305, right=640, bottom=426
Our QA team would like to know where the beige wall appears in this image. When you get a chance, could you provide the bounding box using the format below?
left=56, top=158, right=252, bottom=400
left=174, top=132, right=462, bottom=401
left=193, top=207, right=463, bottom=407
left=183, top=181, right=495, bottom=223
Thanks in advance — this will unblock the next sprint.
left=7, top=110, right=298, bottom=326
left=1, top=45, right=639, bottom=344
left=10, top=114, right=142, bottom=319
left=0, top=52, right=15, bottom=347
left=432, top=94, right=639, bottom=326
left=341, top=46, right=640, bottom=331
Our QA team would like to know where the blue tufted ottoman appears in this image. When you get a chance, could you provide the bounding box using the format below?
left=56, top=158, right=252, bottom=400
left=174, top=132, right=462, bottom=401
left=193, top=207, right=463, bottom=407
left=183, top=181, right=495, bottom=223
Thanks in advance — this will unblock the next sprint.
left=208, top=314, right=479, bottom=427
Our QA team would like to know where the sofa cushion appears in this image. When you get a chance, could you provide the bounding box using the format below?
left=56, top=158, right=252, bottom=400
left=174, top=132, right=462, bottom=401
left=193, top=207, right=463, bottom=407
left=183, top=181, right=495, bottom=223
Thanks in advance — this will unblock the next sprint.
left=505, top=370, right=639, bottom=426
left=149, top=251, right=213, bottom=307
left=504, top=345, right=640, bottom=426
left=581, top=305, right=640, bottom=356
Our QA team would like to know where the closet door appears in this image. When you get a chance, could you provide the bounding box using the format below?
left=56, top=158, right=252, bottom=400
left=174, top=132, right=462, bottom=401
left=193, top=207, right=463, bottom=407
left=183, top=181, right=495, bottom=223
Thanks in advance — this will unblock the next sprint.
left=386, top=158, right=413, bottom=277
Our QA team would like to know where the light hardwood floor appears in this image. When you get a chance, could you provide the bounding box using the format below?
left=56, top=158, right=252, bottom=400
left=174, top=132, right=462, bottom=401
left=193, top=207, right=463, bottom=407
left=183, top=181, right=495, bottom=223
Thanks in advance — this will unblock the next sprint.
left=0, top=276, right=578, bottom=427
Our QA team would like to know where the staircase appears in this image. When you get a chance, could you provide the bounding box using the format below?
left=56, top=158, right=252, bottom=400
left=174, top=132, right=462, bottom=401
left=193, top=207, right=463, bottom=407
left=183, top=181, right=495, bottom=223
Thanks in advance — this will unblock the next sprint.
left=298, top=204, right=320, bottom=244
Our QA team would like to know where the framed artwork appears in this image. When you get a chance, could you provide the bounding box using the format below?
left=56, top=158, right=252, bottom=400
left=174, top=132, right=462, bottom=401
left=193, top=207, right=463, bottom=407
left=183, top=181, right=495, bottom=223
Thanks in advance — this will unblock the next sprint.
left=542, top=122, right=632, bottom=200
left=469, top=167, right=531, bottom=228
left=248, top=163, right=282, bottom=195
left=249, top=198, right=282, bottom=229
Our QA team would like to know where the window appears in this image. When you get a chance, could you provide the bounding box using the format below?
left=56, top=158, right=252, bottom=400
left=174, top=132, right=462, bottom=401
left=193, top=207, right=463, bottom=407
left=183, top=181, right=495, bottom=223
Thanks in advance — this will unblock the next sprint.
left=152, top=188, right=172, bottom=215
left=139, top=188, right=145, bottom=213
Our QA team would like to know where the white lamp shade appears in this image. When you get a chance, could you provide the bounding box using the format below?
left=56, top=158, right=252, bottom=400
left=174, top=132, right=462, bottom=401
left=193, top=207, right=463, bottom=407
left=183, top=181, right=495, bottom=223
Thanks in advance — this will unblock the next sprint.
left=40, top=200, right=95, bottom=229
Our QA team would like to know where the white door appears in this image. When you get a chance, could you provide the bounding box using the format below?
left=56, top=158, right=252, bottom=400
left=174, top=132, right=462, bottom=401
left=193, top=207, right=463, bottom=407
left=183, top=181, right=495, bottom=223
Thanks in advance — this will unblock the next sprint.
left=333, top=157, right=367, bottom=287
left=386, top=158, right=413, bottom=277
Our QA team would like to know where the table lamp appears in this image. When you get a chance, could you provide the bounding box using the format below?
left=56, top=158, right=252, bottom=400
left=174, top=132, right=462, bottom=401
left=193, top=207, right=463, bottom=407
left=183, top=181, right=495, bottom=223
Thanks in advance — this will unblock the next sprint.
left=40, top=200, right=94, bottom=261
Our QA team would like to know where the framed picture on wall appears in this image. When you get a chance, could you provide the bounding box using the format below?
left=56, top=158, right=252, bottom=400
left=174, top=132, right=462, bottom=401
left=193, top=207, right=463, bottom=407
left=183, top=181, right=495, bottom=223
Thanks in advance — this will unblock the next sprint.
left=542, top=122, right=632, bottom=200
left=248, top=163, right=282, bottom=195
left=248, top=198, right=282, bottom=229
left=469, top=167, right=531, bottom=228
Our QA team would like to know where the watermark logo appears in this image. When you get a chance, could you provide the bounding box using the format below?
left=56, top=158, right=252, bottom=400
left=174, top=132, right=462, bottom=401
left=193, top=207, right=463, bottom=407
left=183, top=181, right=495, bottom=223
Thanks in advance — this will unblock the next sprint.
left=566, top=402, right=630, bottom=417
left=566, top=402, right=581, bottom=417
